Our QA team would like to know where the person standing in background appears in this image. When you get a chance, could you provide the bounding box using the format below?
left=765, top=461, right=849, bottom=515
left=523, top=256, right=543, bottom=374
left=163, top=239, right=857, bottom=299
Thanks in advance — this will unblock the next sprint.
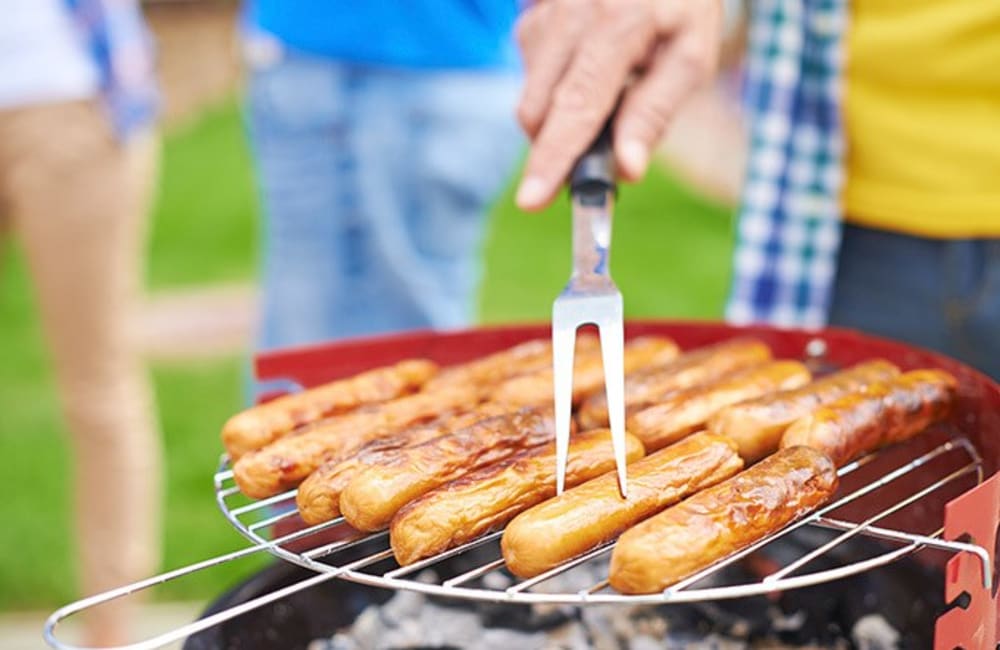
left=243, top=1, right=524, bottom=357
left=0, top=1, right=161, bottom=645
left=725, top=1, right=1000, bottom=380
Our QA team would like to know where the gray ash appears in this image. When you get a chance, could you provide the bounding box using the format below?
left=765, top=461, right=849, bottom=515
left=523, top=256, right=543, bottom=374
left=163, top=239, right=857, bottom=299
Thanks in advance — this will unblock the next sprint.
left=310, top=530, right=940, bottom=650
left=186, top=531, right=940, bottom=650
left=311, top=536, right=937, bottom=650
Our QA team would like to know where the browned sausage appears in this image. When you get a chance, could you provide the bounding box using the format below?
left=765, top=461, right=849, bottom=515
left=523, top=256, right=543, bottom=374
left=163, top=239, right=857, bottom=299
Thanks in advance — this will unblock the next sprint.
left=484, top=336, right=602, bottom=406
left=295, top=404, right=511, bottom=525
left=626, top=360, right=811, bottom=452
left=608, top=446, right=838, bottom=594
left=709, top=359, right=900, bottom=462
left=500, top=432, right=743, bottom=578
left=233, top=384, right=481, bottom=498
left=424, top=339, right=576, bottom=392
left=340, top=407, right=558, bottom=532
left=578, top=338, right=772, bottom=429
left=390, top=429, right=645, bottom=565
left=780, top=369, right=957, bottom=467
left=489, top=336, right=680, bottom=408
left=222, top=359, right=438, bottom=460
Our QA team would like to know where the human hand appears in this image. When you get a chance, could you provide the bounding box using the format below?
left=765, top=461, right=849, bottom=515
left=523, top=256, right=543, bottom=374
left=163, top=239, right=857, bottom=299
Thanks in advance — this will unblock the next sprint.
left=514, top=0, right=723, bottom=211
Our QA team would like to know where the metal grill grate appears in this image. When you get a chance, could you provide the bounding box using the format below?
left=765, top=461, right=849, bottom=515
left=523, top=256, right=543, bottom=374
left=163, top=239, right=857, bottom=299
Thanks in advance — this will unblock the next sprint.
left=212, top=435, right=993, bottom=605
left=44, top=434, right=997, bottom=650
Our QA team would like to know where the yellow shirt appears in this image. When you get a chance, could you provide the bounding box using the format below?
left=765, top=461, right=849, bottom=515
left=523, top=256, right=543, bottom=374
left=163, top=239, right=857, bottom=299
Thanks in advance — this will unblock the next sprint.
left=843, top=0, right=1000, bottom=238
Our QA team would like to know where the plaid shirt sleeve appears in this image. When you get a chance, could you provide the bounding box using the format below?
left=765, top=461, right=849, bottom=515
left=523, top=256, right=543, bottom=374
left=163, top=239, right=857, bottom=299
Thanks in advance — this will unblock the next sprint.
left=725, top=0, right=848, bottom=329
left=66, top=0, right=159, bottom=138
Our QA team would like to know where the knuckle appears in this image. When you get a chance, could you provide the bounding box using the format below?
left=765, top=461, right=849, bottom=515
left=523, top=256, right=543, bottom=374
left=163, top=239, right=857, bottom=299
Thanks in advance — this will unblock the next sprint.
left=598, top=0, right=621, bottom=15
left=599, top=0, right=655, bottom=56
left=606, top=0, right=646, bottom=21
left=557, top=0, right=601, bottom=35
left=552, top=82, right=594, bottom=116
left=555, top=0, right=584, bottom=16
left=627, top=101, right=669, bottom=139
left=554, top=56, right=606, bottom=113
left=558, top=3, right=592, bottom=37
left=675, top=42, right=712, bottom=78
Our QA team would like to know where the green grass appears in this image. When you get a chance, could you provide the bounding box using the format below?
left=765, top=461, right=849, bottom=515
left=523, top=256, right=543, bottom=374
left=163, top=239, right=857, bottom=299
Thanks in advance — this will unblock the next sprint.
left=0, top=99, right=733, bottom=610
left=1, top=241, right=75, bottom=608
left=147, top=103, right=261, bottom=289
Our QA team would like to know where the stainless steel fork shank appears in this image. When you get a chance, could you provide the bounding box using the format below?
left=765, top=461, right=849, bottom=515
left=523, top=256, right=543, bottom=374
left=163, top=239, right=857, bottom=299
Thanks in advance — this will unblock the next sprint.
left=553, top=186, right=628, bottom=497
left=571, top=188, right=614, bottom=279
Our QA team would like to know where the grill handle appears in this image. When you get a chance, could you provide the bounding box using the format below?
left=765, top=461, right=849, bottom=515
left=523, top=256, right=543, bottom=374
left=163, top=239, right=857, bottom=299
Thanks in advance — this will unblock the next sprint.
left=43, top=536, right=342, bottom=650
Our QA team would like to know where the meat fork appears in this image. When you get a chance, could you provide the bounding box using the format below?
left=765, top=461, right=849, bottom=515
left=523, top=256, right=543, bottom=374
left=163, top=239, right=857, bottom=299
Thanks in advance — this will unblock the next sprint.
left=552, top=122, right=628, bottom=498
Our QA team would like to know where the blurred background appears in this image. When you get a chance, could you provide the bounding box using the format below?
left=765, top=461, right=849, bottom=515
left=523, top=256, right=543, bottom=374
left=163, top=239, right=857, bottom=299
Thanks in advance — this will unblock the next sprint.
left=0, top=0, right=741, bottom=643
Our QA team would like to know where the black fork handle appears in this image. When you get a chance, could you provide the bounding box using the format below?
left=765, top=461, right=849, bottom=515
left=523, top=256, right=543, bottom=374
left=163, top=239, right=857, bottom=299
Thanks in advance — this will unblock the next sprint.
left=569, top=117, right=617, bottom=200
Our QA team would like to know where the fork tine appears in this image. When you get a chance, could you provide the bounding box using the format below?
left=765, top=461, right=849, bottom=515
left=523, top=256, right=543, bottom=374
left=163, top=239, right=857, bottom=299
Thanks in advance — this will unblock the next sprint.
left=598, top=309, right=628, bottom=498
left=552, top=319, right=577, bottom=495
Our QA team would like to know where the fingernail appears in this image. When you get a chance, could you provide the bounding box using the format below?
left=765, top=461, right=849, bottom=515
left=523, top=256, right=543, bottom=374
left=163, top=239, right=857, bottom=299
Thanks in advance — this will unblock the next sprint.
left=620, top=139, right=649, bottom=176
left=516, top=176, right=548, bottom=209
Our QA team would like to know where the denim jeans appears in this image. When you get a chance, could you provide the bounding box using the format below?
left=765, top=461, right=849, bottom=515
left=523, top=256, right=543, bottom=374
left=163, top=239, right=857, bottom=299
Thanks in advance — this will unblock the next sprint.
left=829, top=224, right=1000, bottom=379
left=246, top=51, right=523, bottom=349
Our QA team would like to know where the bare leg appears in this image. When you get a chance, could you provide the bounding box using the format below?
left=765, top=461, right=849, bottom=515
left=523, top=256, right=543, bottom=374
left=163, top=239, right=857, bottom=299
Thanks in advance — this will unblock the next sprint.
left=0, top=101, right=161, bottom=646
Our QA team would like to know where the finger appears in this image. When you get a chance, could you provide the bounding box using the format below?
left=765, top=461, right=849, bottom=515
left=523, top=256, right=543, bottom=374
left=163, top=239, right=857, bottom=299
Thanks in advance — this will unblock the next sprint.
left=613, top=15, right=721, bottom=181
left=516, top=1, right=593, bottom=139
left=516, top=4, right=656, bottom=210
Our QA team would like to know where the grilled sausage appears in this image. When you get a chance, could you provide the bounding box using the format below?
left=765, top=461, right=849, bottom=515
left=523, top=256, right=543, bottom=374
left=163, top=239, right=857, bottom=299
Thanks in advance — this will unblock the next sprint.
left=485, top=336, right=602, bottom=406
left=578, top=338, right=772, bottom=429
left=501, top=432, right=743, bottom=579
left=489, top=337, right=680, bottom=408
left=424, top=339, right=570, bottom=392
left=780, top=369, right=957, bottom=467
left=295, top=404, right=511, bottom=525
left=390, top=429, right=645, bottom=565
left=340, top=407, right=558, bottom=532
left=222, top=359, right=438, bottom=460
left=608, top=446, right=838, bottom=594
left=626, top=360, right=811, bottom=452
left=233, top=384, right=480, bottom=498
left=709, top=360, right=900, bottom=462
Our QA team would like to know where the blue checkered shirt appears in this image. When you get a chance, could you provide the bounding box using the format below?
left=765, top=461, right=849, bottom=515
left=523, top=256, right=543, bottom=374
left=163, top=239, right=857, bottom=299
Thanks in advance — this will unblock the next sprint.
left=725, top=0, right=848, bottom=328
left=66, top=0, right=158, bottom=138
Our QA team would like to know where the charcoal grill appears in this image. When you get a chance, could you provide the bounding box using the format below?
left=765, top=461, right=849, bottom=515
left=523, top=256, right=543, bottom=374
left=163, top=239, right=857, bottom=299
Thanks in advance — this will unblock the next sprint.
left=44, top=322, right=1000, bottom=649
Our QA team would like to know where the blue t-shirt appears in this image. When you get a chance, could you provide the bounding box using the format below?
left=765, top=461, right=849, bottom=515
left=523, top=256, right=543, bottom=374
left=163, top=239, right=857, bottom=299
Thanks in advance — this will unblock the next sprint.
left=247, top=1, right=521, bottom=70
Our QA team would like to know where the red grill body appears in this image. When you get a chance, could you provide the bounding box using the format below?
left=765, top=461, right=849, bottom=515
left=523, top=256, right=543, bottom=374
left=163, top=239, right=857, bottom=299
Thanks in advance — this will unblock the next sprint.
left=257, top=321, right=1000, bottom=649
